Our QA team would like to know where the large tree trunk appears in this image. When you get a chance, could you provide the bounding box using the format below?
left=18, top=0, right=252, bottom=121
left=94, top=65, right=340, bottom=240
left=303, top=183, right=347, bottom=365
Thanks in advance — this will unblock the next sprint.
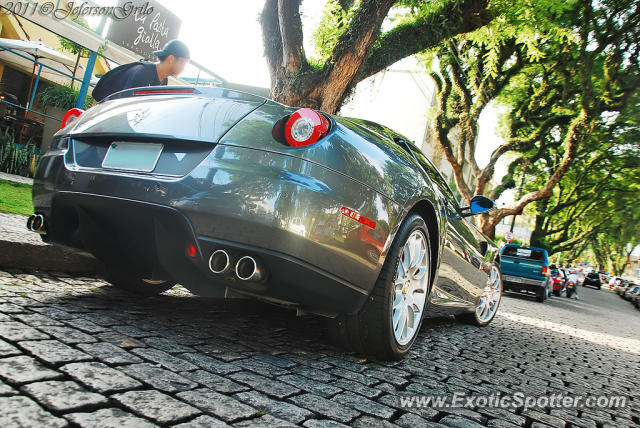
left=261, top=0, right=394, bottom=113
left=260, top=0, right=492, bottom=114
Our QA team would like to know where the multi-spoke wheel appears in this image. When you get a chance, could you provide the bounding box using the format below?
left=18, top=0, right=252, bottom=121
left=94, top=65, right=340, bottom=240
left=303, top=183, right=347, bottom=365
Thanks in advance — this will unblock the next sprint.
left=392, top=229, right=429, bottom=345
left=325, top=213, right=432, bottom=360
left=459, top=263, right=502, bottom=326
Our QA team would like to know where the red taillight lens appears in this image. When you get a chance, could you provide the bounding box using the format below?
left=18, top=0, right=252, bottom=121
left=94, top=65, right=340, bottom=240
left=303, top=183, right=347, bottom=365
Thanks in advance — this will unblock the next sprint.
left=133, top=88, right=195, bottom=95
left=60, top=108, right=84, bottom=129
left=284, top=108, right=329, bottom=147
left=541, top=266, right=548, bottom=276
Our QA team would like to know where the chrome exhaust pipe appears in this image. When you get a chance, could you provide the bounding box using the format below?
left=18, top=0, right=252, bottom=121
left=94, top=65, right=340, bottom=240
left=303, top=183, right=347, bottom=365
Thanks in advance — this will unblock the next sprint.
left=26, top=214, right=47, bottom=235
left=208, top=249, right=231, bottom=275
left=235, top=255, right=265, bottom=282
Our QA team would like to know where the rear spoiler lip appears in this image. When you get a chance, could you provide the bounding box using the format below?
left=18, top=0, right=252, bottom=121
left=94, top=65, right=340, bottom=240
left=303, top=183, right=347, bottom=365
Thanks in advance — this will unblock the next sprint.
left=66, top=132, right=218, bottom=144
left=100, top=85, right=268, bottom=104
left=102, top=85, right=203, bottom=102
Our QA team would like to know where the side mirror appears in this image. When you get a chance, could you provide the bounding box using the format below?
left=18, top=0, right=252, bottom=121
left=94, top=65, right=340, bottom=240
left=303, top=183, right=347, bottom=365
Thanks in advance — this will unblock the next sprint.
left=462, top=195, right=494, bottom=216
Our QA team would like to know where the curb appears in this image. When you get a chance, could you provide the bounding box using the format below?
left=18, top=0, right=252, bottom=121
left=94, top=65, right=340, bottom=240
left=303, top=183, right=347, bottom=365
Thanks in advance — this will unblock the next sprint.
left=0, top=239, right=103, bottom=275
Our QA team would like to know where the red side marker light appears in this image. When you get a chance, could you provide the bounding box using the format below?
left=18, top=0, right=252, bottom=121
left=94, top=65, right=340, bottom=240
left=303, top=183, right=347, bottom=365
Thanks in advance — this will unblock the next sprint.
left=341, top=206, right=376, bottom=229
left=60, top=108, right=84, bottom=130
left=284, top=108, right=329, bottom=147
left=186, top=243, right=197, bottom=258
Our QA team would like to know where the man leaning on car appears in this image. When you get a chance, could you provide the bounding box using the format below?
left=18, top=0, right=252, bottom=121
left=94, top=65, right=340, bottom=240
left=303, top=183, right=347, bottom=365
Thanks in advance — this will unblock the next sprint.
left=92, top=40, right=190, bottom=101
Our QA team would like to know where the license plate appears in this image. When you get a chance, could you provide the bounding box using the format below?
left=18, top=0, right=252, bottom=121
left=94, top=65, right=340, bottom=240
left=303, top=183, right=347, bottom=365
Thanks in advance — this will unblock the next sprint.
left=505, top=275, right=523, bottom=283
left=102, top=142, right=163, bottom=172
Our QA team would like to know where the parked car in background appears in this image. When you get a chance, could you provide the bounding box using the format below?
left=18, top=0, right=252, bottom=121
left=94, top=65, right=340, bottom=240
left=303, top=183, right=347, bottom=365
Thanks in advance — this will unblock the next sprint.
left=611, top=277, right=624, bottom=292
left=582, top=271, right=602, bottom=289
left=549, top=266, right=567, bottom=296
left=600, top=271, right=612, bottom=285
left=615, top=280, right=633, bottom=296
left=499, top=244, right=551, bottom=302
left=623, top=285, right=640, bottom=301
left=633, top=291, right=640, bottom=309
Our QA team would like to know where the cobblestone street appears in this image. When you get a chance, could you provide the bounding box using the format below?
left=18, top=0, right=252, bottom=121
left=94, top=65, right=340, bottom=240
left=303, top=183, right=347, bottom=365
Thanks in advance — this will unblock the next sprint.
left=0, top=269, right=638, bottom=427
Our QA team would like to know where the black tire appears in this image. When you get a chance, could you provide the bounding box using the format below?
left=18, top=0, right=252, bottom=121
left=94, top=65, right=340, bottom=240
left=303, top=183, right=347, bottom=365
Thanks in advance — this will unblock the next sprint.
left=457, top=264, right=503, bottom=327
left=325, top=213, right=431, bottom=360
left=553, top=290, right=561, bottom=297
left=105, top=271, right=176, bottom=295
left=536, top=288, right=546, bottom=302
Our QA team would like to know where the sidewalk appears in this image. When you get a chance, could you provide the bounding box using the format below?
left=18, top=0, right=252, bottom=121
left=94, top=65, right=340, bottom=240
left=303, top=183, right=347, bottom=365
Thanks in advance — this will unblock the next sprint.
left=0, top=172, right=33, bottom=185
left=0, top=211, right=102, bottom=275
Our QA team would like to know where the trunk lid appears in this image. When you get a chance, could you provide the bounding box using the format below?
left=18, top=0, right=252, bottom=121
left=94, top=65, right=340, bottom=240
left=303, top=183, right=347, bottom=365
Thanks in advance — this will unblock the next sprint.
left=57, top=87, right=267, bottom=177
left=62, top=87, right=267, bottom=143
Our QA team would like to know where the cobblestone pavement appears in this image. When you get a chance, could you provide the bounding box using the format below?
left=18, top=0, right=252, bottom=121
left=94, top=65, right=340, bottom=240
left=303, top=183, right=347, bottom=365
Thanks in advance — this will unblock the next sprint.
left=0, top=269, right=638, bottom=427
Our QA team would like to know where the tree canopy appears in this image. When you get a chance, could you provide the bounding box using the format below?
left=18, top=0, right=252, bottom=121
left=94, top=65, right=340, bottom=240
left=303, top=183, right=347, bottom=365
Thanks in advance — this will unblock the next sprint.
left=423, top=0, right=640, bottom=245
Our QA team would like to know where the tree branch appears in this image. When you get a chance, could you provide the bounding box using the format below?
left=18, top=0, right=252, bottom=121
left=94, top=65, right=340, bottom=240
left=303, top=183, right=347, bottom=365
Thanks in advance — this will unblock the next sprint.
left=357, top=0, right=492, bottom=80
left=309, top=0, right=396, bottom=112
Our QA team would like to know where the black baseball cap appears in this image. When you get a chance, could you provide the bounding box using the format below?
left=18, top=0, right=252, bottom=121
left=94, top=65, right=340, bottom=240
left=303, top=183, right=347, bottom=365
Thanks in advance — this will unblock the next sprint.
left=153, top=40, right=190, bottom=59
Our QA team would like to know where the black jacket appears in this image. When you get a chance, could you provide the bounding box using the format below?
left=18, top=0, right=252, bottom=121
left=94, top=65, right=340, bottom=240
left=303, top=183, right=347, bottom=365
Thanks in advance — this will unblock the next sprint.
left=93, top=61, right=168, bottom=101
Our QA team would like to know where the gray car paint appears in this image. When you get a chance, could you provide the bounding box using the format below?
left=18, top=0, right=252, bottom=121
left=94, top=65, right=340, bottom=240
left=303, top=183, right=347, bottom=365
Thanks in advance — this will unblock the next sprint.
left=34, top=86, right=497, bottom=315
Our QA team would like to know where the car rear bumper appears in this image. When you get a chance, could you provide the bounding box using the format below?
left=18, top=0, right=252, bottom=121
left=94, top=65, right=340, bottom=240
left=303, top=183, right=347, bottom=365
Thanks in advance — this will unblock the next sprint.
left=32, top=143, right=405, bottom=314
left=503, top=275, right=547, bottom=293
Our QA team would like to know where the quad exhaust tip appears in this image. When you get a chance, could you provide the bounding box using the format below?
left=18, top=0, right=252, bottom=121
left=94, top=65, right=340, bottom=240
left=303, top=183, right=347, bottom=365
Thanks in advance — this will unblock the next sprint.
left=26, top=214, right=47, bottom=235
left=208, top=249, right=231, bottom=274
left=235, top=255, right=265, bottom=282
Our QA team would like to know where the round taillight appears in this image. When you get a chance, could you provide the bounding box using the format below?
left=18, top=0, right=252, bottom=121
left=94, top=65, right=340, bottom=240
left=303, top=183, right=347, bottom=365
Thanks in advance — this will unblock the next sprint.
left=60, top=108, right=84, bottom=130
left=284, top=108, right=329, bottom=147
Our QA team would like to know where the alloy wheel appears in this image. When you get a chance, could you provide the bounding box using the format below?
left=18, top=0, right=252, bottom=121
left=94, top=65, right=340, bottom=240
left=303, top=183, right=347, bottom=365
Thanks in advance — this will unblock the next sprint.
left=392, top=229, right=429, bottom=346
left=476, top=265, right=501, bottom=323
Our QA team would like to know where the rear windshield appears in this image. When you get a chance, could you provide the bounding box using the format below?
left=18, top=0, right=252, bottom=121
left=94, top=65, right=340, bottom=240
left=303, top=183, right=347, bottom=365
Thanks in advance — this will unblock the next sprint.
left=502, top=246, right=546, bottom=262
